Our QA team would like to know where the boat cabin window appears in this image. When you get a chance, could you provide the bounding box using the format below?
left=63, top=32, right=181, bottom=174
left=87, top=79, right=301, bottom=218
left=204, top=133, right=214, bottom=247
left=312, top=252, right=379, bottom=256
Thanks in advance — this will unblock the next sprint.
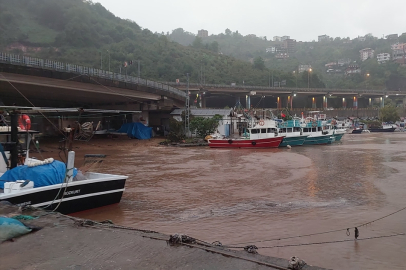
left=312, top=127, right=317, bottom=132
left=286, top=128, right=292, bottom=133
left=261, top=128, right=267, bottom=133
left=293, top=127, right=301, bottom=132
left=251, top=129, right=258, bottom=134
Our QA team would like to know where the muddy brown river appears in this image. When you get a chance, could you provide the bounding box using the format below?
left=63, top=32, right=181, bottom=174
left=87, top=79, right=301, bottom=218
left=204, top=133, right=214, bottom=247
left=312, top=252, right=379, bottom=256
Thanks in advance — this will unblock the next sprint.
left=59, top=133, right=406, bottom=270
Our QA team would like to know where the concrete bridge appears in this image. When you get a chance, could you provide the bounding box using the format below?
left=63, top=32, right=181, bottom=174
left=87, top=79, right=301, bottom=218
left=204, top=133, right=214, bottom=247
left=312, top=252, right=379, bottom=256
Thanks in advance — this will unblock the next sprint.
left=0, top=52, right=186, bottom=110
left=166, top=82, right=406, bottom=110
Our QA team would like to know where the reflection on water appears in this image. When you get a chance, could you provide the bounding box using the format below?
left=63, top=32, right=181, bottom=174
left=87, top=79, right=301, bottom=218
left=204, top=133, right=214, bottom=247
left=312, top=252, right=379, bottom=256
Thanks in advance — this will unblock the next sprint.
left=72, top=133, right=406, bottom=270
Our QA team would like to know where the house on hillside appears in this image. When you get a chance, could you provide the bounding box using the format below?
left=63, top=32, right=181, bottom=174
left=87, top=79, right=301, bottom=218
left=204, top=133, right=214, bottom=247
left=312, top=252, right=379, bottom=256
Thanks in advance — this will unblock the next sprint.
left=377, top=53, right=391, bottom=64
left=345, top=64, right=361, bottom=75
left=359, top=48, right=374, bottom=61
left=318, top=35, right=330, bottom=42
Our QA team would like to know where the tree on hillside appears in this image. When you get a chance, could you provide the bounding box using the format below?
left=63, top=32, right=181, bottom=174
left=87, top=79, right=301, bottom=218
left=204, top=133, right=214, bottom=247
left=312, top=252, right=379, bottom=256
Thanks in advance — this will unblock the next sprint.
left=253, top=56, right=265, bottom=70
left=379, top=102, right=399, bottom=122
left=192, top=37, right=204, bottom=49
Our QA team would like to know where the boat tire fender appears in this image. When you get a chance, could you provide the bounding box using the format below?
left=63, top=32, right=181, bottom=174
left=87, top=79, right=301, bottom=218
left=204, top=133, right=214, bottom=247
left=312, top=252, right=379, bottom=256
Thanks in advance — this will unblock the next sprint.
left=252, top=141, right=256, bottom=146
left=18, top=114, right=31, bottom=130
left=228, top=139, right=233, bottom=144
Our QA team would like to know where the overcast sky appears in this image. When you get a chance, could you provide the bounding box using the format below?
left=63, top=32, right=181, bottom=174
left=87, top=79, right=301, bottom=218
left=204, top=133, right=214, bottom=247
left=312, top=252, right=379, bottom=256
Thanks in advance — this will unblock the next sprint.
left=96, top=0, right=406, bottom=41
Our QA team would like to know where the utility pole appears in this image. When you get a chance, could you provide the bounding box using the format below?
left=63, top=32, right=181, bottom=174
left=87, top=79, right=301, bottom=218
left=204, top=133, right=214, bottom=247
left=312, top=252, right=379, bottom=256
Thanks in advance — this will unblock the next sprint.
left=272, top=71, right=274, bottom=87
left=107, top=50, right=110, bottom=72
left=137, top=60, right=140, bottom=78
left=185, top=73, right=190, bottom=137
left=269, top=71, right=270, bottom=87
left=100, top=52, right=102, bottom=69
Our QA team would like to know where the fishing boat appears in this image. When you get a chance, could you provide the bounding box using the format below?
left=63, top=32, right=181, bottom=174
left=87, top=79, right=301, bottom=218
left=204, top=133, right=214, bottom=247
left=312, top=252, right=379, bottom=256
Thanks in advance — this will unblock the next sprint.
left=368, top=123, right=396, bottom=132
left=0, top=108, right=128, bottom=214
left=208, top=119, right=283, bottom=148
left=277, top=118, right=308, bottom=147
left=324, top=119, right=346, bottom=142
left=300, top=117, right=334, bottom=145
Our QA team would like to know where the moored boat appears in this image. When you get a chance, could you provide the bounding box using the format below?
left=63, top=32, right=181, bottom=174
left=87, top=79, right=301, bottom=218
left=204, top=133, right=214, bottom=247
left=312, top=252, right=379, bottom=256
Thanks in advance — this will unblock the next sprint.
left=208, top=119, right=284, bottom=148
left=300, top=117, right=334, bottom=145
left=0, top=109, right=128, bottom=214
left=277, top=119, right=308, bottom=147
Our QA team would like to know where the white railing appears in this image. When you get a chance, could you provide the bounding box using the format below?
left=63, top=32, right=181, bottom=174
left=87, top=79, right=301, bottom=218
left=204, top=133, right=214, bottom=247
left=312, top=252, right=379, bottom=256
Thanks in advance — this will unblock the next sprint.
left=0, top=52, right=186, bottom=99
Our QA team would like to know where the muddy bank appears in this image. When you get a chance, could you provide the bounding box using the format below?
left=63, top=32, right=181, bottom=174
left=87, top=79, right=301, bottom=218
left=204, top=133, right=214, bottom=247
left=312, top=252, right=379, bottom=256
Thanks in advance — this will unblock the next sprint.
left=0, top=203, right=327, bottom=270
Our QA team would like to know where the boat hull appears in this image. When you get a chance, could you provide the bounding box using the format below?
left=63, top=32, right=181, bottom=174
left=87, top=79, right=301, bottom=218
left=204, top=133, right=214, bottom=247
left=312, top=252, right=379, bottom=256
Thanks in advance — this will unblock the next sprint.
left=368, top=128, right=396, bottom=132
left=333, top=133, right=344, bottom=141
left=303, top=135, right=333, bottom=145
left=279, top=135, right=308, bottom=147
left=208, top=137, right=283, bottom=148
left=0, top=174, right=127, bottom=214
left=351, top=129, right=363, bottom=134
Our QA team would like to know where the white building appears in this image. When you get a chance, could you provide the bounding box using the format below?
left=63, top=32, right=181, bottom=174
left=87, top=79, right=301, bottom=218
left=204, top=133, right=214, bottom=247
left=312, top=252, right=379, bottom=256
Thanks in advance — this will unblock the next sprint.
left=273, top=36, right=281, bottom=41
left=266, top=46, right=277, bottom=53
left=359, top=48, right=374, bottom=61
left=377, top=53, right=391, bottom=63
left=298, top=64, right=312, bottom=73
left=318, top=35, right=330, bottom=42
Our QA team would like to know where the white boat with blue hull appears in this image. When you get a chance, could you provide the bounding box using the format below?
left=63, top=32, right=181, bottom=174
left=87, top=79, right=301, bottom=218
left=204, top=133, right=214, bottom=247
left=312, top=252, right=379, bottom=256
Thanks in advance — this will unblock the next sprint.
left=300, top=118, right=334, bottom=145
left=277, top=119, right=308, bottom=147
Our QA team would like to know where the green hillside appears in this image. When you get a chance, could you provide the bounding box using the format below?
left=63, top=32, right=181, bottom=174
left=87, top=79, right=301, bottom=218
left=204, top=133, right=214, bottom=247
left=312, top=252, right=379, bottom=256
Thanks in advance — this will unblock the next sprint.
left=0, top=0, right=294, bottom=87
left=169, top=29, right=406, bottom=90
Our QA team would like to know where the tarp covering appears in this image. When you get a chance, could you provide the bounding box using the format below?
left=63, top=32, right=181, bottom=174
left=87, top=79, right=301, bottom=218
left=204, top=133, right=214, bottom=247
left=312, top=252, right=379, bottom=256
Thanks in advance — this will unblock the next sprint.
left=117, top=122, right=152, bottom=139
left=0, top=160, right=77, bottom=189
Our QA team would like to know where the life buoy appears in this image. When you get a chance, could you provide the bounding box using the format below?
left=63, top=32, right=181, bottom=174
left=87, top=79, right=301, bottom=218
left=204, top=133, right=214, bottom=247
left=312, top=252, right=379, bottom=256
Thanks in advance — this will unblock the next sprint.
left=18, top=114, right=31, bottom=130
left=259, top=120, right=265, bottom=126
left=251, top=141, right=257, bottom=146
left=311, top=120, right=317, bottom=128
left=228, top=139, right=233, bottom=144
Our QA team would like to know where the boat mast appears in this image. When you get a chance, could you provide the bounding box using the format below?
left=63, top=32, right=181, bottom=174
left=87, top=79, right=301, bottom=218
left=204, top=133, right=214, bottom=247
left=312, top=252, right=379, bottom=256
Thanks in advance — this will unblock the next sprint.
left=10, top=111, right=19, bottom=169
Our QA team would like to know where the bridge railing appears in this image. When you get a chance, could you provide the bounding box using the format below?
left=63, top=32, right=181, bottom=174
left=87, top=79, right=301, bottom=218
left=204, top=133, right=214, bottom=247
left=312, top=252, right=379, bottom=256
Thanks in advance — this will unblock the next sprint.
left=165, top=81, right=397, bottom=94
left=0, top=52, right=186, bottom=99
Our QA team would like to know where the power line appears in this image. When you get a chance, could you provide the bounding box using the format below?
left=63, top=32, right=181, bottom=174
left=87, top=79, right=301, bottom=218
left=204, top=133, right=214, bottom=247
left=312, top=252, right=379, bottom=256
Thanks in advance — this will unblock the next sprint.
left=226, top=205, right=406, bottom=246
left=227, top=233, right=405, bottom=250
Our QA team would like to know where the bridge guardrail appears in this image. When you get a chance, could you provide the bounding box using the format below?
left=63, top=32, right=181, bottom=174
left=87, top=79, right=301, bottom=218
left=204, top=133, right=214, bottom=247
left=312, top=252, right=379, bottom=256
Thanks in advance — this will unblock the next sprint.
left=165, top=81, right=400, bottom=95
left=0, top=52, right=186, bottom=99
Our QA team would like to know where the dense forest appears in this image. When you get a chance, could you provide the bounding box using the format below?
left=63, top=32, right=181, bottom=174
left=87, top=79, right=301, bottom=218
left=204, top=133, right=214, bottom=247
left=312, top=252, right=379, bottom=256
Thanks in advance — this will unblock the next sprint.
left=0, top=0, right=405, bottom=91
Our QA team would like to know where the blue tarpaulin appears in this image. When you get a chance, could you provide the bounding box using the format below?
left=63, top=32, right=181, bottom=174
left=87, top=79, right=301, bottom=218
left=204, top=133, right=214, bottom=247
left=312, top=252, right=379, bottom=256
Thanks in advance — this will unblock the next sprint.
left=0, top=160, right=77, bottom=189
left=117, top=122, right=152, bottom=139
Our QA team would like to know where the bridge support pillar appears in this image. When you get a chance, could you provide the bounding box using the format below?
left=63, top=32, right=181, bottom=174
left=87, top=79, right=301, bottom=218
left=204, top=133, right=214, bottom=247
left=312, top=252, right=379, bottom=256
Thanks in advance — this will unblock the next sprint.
left=381, top=97, right=384, bottom=108
left=369, top=98, right=372, bottom=107
left=277, top=97, right=281, bottom=109
left=312, top=97, right=316, bottom=109
left=323, top=96, right=327, bottom=109
left=342, top=98, right=346, bottom=109
left=246, top=95, right=251, bottom=109
left=235, top=96, right=241, bottom=106
left=199, top=92, right=206, bottom=108
left=353, top=96, right=358, bottom=109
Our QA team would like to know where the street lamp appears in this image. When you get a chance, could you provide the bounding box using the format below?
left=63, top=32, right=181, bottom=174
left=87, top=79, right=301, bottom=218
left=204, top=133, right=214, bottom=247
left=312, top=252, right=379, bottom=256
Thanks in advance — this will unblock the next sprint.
left=308, top=68, right=312, bottom=89
left=365, top=73, right=370, bottom=89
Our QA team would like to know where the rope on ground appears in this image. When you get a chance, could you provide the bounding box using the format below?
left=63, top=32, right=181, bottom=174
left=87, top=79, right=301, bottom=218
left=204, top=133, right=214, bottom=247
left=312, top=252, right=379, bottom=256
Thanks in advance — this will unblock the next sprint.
left=226, top=233, right=405, bottom=250
left=225, top=205, right=406, bottom=246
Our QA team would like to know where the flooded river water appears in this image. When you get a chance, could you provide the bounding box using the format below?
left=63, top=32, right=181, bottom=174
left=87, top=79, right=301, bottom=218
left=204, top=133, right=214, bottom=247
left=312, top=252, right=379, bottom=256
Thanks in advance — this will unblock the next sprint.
left=70, top=133, right=406, bottom=270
